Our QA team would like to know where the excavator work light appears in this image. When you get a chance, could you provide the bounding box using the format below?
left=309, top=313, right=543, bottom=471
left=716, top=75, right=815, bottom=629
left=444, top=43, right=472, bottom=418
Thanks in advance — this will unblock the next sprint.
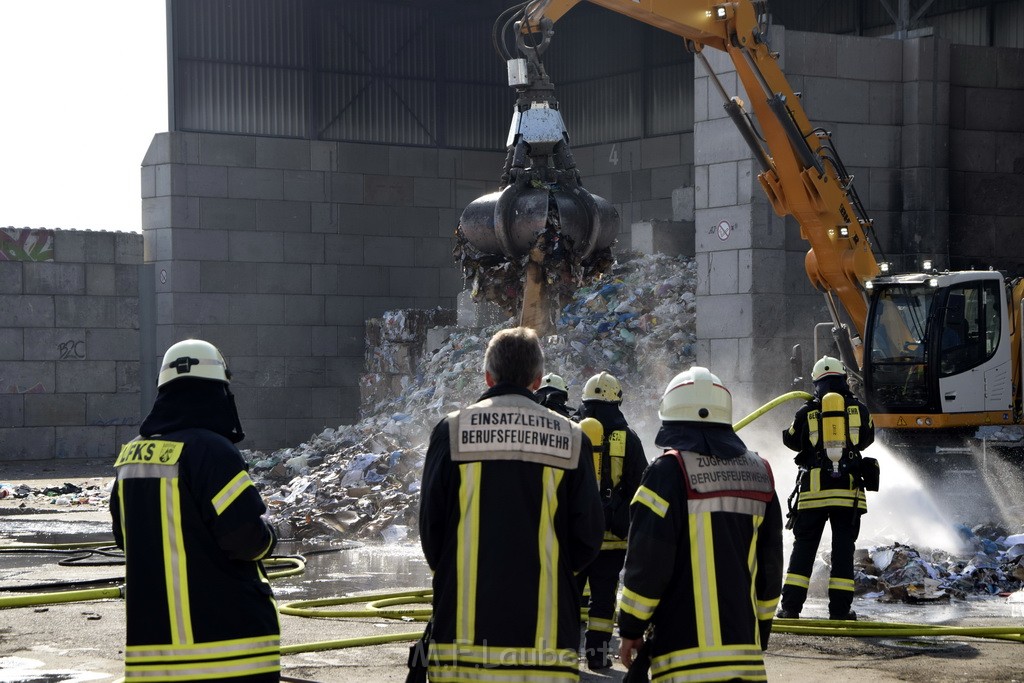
left=839, top=226, right=849, bottom=237
left=864, top=280, right=874, bottom=290
left=928, top=278, right=938, bottom=288
left=879, top=262, right=890, bottom=273
left=714, top=5, right=728, bottom=19
left=923, top=259, right=933, bottom=271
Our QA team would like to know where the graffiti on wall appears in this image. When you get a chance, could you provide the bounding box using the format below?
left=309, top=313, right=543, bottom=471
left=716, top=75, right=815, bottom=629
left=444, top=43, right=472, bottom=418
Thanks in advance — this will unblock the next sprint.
left=1, top=378, right=46, bottom=393
left=58, top=340, right=86, bottom=359
left=1, top=228, right=55, bottom=262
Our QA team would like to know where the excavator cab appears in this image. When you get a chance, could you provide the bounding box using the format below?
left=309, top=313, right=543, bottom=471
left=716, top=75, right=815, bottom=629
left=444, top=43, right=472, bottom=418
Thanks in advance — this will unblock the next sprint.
left=863, top=271, right=1016, bottom=428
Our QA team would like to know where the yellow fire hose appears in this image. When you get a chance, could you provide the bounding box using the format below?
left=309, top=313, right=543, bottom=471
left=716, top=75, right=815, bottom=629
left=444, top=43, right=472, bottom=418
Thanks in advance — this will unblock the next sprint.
left=733, top=390, right=813, bottom=431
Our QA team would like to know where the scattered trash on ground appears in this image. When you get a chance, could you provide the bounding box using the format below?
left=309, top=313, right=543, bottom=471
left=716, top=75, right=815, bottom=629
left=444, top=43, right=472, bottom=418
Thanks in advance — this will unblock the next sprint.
left=0, top=481, right=108, bottom=508
left=855, top=524, right=1024, bottom=602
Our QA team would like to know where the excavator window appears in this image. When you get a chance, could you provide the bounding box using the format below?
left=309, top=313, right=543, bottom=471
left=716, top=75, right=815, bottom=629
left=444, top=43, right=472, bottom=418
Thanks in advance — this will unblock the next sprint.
left=938, top=282, right=1000, bottom=377
left=866, top=285, right=932, bottom=409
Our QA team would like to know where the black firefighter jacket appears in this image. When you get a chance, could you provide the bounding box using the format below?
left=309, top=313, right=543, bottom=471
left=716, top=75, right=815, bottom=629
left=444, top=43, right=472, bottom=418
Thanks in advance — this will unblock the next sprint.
left=618, top=423, right=784, bottom=682
left=109, top=381, right=279, bottom=682
left=577, top=401, right=646, bottom=549
left=420, top=383, right=604, bottom=682
left=784, top=388, right=875, bottom=512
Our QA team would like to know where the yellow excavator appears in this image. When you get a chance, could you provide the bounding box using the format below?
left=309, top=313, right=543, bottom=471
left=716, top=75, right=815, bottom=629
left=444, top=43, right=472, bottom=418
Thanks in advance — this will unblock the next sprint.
left=456, top=0, right=1024, bottom=449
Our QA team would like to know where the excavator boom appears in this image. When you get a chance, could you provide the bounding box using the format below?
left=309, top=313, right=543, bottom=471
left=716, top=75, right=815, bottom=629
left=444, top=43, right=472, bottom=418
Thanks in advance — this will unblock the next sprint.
left=526, top=0, right=879, bottom=353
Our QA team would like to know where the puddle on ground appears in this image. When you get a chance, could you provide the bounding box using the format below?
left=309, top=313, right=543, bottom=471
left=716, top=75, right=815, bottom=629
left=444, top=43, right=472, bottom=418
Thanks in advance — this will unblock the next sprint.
left=272, top=540, right=432, bottom=598
left=0, top=657, right=109, bottom=682
left=0, top=519, right=113, bottom=545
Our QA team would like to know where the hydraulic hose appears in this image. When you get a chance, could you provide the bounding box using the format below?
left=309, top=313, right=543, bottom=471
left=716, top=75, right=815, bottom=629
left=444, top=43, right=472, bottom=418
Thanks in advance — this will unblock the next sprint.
left=733, top=391, right=813, bottom=431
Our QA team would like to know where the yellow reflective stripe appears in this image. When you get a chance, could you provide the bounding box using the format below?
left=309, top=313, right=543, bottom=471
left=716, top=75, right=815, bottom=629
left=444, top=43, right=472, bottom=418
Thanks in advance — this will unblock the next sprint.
left=456, top=462, right=481, bottom=644
left=784, top=573, right=809, bottom=589
left=651, top=644, right=764, bottom=677
left=536, top=467, right=563, bottom=650
left=747, top=515, right=761, bottom=642
left=426, top=666, right=579, bottom=682
left=756, top=597, right=780, bottom=620
left=687, top=496, right=765, bottom=516
left=118, top=463, right=180, bottom=480
left=161, top=479, right=192, bottom=645
left=117, top=479, right=127, bottom=551
left=588, top=616, right=614, bottom=633
left=211, top=471, right=253, bottom=516
left=429, top=643, right=578, bottom=668
left=633, top=485, right=669, bottom=518
left=124, top=653, right=279, bottom=681
left=690, top=511, right=720, bottom=647
left=829, top=577, right=855, bottom=592
left=810, top=468, right=821, bottom=491
left=619, top=586, right=659, bottom=621
left=600, top=538, right=628, bottom=550
left=125, top=635, right=280, bottom=661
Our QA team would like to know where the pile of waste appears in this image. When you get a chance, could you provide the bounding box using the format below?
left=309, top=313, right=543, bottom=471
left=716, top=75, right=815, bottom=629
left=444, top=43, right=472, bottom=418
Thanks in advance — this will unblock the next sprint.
left=245, top=251, right=698, bottom=544
left=0, top=481, right=108, bottom=508
left=855, top=526, right=1024, bottom=602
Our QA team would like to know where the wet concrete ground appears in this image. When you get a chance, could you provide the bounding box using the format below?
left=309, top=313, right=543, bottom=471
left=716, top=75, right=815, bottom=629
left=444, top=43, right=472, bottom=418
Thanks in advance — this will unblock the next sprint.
left=3, top=461, right=1024, bottom=681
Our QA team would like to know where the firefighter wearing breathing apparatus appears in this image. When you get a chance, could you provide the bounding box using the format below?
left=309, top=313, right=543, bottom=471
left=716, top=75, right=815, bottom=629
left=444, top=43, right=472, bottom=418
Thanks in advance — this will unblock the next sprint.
left=575, top=371, right=647, bottom=670
left=535, top=372, right=576, bottom=419
left=617, top=367, right=783, bottom=682
left=109, top=339, right=280, bottom=682
left=778, top=355, right=878, bottom=621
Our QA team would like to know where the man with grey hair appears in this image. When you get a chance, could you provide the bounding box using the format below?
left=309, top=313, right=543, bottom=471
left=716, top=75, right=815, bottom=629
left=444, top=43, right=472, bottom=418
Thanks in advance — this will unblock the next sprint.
left=418, top=326, right=604, bottom=682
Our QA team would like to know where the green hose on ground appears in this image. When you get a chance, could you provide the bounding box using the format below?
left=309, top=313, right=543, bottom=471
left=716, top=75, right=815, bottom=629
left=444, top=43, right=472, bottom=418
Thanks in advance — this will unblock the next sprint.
left=0, top=585, right=123, bottom=608
left=775, top=617, right=1024, bottom=642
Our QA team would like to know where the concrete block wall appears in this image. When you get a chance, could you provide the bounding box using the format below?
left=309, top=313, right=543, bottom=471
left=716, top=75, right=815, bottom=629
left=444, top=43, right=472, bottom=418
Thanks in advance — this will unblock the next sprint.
left=575, top=133, right=696, bottom=250
left=949, top=44, right=1024, bottom=274
left=0, top=228, right=144, bottom=461
left=693, top=27, right=914, bottom=412
left=141, top=133, right=504, bottom=450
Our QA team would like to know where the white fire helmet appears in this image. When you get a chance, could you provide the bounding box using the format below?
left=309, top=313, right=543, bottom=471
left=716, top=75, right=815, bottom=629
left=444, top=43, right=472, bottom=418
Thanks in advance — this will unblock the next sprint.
left=539, top=373, right=568, bottom=394
left=582, top=372, right=623, bottom=403
left=157, top=339, right=231, bottom=388
left=658, top=366, right=732, bottom=425
left=811, top=355, right=846, bottom=382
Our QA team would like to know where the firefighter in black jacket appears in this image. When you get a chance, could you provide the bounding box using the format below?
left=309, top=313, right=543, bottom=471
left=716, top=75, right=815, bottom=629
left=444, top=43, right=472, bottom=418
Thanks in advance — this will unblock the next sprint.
left=535, top=372, right=576, bottom=419
left=575, top=371, right=647, bottom=670
left=777, top=355, right=876, bottom=621
left=419, top=327, right=604, bottom=682
left=109, top=339, right=279, bottom=682
left=618, top=367, right=783, bottom=681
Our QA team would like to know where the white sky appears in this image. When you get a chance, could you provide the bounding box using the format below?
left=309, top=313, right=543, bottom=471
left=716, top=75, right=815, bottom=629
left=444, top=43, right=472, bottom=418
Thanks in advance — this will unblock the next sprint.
left=0, top=1, right=167, bottom=233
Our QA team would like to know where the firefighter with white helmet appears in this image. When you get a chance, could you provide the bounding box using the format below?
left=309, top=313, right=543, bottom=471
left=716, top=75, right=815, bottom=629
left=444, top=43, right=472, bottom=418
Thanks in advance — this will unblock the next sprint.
left=576, top=371, right=647, bottom=670
left=617, top=367, right=783, bottom=681
left=777, top=355, right=877, bottom=621
left=535, top=372, right=575, bottom=419
left=109, top=339, right=280, bottom=681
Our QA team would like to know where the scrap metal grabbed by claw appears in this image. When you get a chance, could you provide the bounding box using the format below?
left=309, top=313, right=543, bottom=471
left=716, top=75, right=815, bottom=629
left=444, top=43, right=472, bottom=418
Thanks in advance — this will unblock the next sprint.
left=455, top=8, right=619, bottom=335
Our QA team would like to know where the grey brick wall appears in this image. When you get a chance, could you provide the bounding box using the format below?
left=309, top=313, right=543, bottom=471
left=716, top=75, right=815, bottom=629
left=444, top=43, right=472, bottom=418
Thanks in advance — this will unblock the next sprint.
left=949, top=44, right=1024, bottom=274
left=0, top=228, right=143, bottom=462
left=141, top=132, right=505, bottom=451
